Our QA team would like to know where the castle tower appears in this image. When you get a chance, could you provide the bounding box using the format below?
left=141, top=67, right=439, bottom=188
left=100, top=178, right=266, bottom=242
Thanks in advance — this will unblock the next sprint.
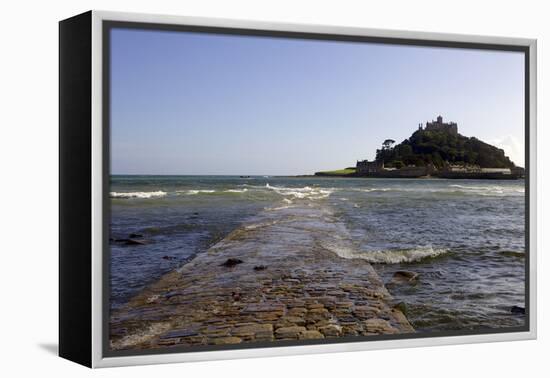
left=424, top=115, right=458, bottom=135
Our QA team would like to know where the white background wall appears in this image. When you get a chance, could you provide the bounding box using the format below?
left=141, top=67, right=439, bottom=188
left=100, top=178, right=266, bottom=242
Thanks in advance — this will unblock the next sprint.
left=0, top=0, right=547, bottom=376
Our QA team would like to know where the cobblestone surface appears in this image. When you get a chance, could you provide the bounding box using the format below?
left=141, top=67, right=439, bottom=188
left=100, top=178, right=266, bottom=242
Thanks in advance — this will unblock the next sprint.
left=110, top=203, right=414, bottom=351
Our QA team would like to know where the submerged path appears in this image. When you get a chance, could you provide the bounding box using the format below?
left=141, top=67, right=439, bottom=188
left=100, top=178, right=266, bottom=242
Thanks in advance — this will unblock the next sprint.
left=110, top=201, right=414, bottom=351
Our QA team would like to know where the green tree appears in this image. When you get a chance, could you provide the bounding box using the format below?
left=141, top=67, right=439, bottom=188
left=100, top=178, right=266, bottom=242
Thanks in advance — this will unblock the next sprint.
left=376, top=128, right=516, bottom=169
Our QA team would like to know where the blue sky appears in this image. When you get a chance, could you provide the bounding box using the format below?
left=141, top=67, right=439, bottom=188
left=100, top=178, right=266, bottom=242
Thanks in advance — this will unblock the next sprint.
left=110, top=28, right=525, bottom=175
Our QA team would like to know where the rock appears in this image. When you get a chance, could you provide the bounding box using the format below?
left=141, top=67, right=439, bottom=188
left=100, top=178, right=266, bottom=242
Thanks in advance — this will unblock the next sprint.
left=254, top=265, right=267, bottom=271
left=308, top=307, right=329, bottom=315
left=275, top=326, right=307, bottom=339
left=287, top=299, right=306, bottom=308
left=306, top=307, right=330, bottom=323
left=391, top=309, right=414, bottom=333
left=511, top=305, right=525, bottom=314
left=353, top=305, right=381, bottom=318
left=254, top=333, right=275, bottom=342
left=298, top=330, right=324, bottom=339
left=231, top=292, right=242, bottom=301
left=287, top=307, right=308, bottom=317
left=307, top=303, right=324, bottom=310
left=317, top=296, right=337, bottom=308
left=335, top=301, right=354, bottom=309
left=318, top=324, right=342, bottom=337
left=221, top=258, right=243, bottom=267
left=241, top=303, right=285, bottom=315
left=342, top=325, right=360, bottom=336
left=337, top=316, right=358, bottom=325
left=162, top=255, right=175, bottom=260
left=255, top=312, right=282, bottom=321
left=275, top=316, right=306, bottom=327
left=363, top=318, right=398, bottom=333
left=160, top=329, right=198, bottom=339
left=203, top=326, right=231, bottom=337
left=393, top=302, right=408, bottom=315
left=232, top=324, right=273, bottom=339
left=209, top=336, right=242, bottom=345
left=129, top=233, right=143, bottom=238
left=124, top=239, right=148, bottom=245
left=390, top=271, right=419, bottom=285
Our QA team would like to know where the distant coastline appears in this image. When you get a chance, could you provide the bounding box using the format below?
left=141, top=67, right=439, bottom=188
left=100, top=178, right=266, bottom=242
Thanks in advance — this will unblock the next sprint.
left=312, top=169, right=525, bottom=180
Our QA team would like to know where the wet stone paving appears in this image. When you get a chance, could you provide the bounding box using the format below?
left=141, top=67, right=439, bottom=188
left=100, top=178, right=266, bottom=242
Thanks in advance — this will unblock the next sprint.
left=110, top=202, right=414, bottom=351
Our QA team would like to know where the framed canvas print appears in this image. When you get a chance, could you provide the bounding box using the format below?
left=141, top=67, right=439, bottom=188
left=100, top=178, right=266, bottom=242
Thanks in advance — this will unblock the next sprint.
left=59, top=10, right=537, bottom=368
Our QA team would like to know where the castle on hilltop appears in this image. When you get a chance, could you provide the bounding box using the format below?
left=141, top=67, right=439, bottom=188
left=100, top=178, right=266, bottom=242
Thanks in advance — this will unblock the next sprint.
left=314, top=114, right=524, bottom=179
left=419, top=115, right=458, bottom=135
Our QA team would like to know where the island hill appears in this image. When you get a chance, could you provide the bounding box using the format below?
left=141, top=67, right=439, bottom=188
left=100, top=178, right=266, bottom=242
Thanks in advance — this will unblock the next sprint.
left=316, top=115, right=525, bottom=180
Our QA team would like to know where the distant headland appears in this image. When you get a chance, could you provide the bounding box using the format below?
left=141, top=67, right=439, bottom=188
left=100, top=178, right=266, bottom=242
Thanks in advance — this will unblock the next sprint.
left=315, top=115, right=525, bottom=180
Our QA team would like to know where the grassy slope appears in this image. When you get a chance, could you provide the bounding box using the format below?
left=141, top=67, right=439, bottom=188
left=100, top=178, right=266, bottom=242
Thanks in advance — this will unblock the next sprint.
left=315, top=168, right=356, bottom=176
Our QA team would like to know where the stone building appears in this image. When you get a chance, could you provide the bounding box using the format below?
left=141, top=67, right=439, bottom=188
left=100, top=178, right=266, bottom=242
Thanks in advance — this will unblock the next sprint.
left=356, top=159, right=384, bottom=174
left=422, top=115, right=458, bottom=135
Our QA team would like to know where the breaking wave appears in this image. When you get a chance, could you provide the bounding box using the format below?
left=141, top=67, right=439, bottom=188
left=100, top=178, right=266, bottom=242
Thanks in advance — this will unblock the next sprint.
left=110, top=191, right=167, bottom=199
left=355, top=247, right=450, bottom=263
left=176, top=189, right=216, bottom=195
left=265, top=183, right=333, bottom=200
left=355, top=184, right=523, bottom=196
left=448, top=184, right=523, bottom=196
left=449, top=184, right=504, bottom=193
left=225, top=188, right=248, bottom=193
left=322, top=241, right=450, bottom=264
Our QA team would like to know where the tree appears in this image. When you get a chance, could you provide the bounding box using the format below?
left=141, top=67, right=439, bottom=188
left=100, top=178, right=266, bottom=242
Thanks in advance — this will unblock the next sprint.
left=376, top=128, right=515, bottom=169
left=393, top=161, right=404, bottom=169
left=398, top=144, right=413, bottom=158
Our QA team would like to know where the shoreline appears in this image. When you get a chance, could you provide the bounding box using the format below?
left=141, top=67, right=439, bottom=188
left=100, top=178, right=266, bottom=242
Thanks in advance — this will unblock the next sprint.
left=310, top=173, right=524, bottom=180
left=110, top=201, right=414, bottom=351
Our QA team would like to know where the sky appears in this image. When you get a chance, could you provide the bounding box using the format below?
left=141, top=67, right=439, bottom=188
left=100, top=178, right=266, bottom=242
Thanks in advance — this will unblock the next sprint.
left=110, top=28, right=525, bottom=175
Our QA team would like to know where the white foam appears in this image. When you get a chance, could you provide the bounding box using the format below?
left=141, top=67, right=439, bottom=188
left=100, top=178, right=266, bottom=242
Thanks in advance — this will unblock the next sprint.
left=355, top=247, right=449, bottom=263
left=322, top=240, right=449, bottom=264
left=225, top=188, right=248, bottom=193
left=176, top=189, right=216, bottom=195
left=265, top=183, right=334, bottom=200
left=449, top=184, right=503, bottom=194
left=358, top=188, right=392, bottom=193
left=110, top=191, right=167, bottom=199
left=447, top=184, right=523, bottom=196
left=353, top=184, right=523, bottom=196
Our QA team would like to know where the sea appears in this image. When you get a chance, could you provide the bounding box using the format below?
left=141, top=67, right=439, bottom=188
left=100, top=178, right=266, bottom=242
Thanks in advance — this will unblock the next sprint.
left=109, top=175, right=526, bottom=332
